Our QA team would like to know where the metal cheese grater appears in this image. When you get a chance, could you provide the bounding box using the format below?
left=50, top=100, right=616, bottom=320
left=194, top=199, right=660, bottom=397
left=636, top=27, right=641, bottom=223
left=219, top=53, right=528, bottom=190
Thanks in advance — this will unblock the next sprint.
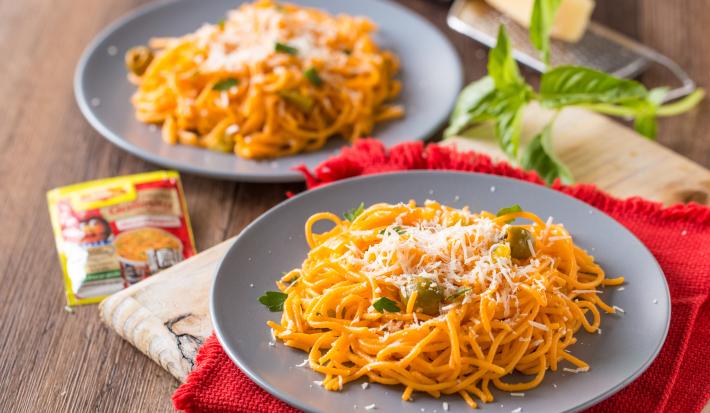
left=447, top=0, right=695, bottom=102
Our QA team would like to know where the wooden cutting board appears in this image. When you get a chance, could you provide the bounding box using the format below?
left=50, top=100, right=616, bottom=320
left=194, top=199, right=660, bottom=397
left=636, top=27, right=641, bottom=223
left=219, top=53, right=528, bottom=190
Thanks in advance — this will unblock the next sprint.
left=98, top=104, right=710, bottom=382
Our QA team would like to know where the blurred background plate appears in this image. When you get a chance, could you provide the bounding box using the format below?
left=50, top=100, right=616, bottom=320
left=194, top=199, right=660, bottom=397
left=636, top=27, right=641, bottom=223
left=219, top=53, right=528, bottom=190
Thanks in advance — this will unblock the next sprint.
left=212, top=171, right=670, bottom=413
left=74, top=0, right=463, bottom=182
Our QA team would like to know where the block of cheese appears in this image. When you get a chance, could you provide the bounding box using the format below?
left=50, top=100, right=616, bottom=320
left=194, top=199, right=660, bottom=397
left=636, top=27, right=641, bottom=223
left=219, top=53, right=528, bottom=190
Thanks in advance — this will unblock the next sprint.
left=484, top=0, right=595, bottom=43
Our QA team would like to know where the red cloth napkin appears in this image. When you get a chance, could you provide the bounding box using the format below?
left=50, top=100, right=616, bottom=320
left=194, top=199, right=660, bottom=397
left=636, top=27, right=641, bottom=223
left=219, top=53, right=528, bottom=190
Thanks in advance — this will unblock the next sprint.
left=174, top=140, right=710, bottom=413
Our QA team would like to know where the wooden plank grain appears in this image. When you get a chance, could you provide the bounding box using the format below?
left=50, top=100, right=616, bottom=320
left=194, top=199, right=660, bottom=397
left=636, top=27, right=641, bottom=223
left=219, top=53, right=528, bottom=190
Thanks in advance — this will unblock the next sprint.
left=0, top=0, right=185, bottom=411
left=1, top=0, right=709, bottom=412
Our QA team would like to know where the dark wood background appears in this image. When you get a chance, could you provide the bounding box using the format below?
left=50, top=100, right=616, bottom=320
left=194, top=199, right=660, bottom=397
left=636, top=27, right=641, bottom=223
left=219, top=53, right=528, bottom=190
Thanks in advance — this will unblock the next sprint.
left=1, top=0, right=708, bottom=411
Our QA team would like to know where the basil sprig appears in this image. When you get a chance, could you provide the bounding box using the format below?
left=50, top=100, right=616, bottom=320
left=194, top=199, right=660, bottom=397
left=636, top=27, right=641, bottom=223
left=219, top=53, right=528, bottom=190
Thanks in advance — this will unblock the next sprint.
left=445, top=21, right=704, bottom=184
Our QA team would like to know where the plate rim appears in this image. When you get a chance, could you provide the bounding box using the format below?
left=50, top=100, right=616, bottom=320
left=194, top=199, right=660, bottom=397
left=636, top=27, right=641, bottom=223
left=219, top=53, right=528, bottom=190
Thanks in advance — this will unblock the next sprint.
left=210, top=171, right=671, bottom=413
left=73, top=0, right=463, bottom=182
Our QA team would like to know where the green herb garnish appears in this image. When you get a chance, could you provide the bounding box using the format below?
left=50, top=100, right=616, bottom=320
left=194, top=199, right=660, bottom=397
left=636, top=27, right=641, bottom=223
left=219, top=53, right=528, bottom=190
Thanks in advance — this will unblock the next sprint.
left=444, top=19, right=704, bottom=184
left=373, top=297, right=400, bottom=313
left=212, top=78, right=239, bottom=91
left=379, top=226, right=405, bottom=235
left=274, top=42, right=299, bottom=55
left=520, top=122, right=573, bottom=185
left=217, top=19, right=226, bottom=30
left=446, top=287, right=472, bottom=301
left=343, top=202, right=365, bottom=221
left=258, top=291, right=288, bottom=312
left=304, top=67, right=323, bottom=87
left=496, top=204, right=523, bottom=223
left=529, top=0, right=562, bottom=65
left=279, top=90, right=314, bottom=112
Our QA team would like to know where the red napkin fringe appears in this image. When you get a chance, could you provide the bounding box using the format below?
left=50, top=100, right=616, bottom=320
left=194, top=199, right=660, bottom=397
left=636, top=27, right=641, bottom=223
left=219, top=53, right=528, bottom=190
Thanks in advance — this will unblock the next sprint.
left=174, top=139, right=710, bottom=413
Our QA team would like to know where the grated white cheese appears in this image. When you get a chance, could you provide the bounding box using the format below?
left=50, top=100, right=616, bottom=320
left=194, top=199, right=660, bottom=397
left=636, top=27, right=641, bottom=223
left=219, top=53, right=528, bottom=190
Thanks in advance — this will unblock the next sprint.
left=364, top=404, right=377, bottom=410
left=528, top=320, right=549, bottom=331
left=361, top=382, right=369, bottom=389
left=572, top=289, right=602, bottom=294
left=526, top=239, right=535, bottom=257
left=225, top=124, right=240, bottom=135
left=442, top=401, right=449, bottom=411
left=653, top=299, right=658, bottom=304
left=563, top=367, right=589, bottom=373
left=613, top=305, right=625, bottom=314
left=510, top=392, right=525, bottom=397
left=296, top=359, right=309, bottom=367
left=617, top=287, right=625, bottom=291
left=511, top=408, right=522, bottom=413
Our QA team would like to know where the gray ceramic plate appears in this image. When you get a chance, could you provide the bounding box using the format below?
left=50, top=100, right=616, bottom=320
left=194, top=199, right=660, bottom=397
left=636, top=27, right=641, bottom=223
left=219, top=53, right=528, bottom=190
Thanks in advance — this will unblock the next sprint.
left=212, top=172, right=670, bottom=413
left=74, top=0, right=462, bottom=182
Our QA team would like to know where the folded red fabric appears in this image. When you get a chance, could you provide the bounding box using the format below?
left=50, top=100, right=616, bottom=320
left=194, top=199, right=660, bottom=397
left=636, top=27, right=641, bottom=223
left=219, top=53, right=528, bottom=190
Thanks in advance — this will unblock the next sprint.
left=174, top=140, right=710, bottom=413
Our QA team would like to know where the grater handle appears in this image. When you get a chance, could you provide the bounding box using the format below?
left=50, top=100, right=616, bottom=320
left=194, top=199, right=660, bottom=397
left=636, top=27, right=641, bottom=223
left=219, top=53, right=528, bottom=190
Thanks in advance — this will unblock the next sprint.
left=629, top=45, right=695, bottom=103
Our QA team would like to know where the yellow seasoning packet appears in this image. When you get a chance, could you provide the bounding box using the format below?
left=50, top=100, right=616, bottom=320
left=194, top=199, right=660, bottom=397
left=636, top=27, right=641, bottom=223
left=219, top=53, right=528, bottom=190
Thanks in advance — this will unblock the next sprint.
left=47, top=171, right=196, bottom=306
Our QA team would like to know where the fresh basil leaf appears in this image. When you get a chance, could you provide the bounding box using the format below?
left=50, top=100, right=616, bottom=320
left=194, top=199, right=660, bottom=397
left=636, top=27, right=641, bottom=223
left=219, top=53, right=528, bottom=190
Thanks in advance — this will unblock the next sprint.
left=304, top=67, right=323, bottom=87
left=444, top=76, right=497, bottom=137
left=446, top=287, right=471, bottom=302
left=530, top=0, right=563, bottom=66
left=212, top=78, right=239, bottom=91
left=520, top=122, right=573, bottom=184
left=628, top=88, right=668, bottom=138
left=258, top=291, right=288, bottom=312
left=540, top=66, right=648, bottom=108
left=497, top=204, right=523, bottom=217
left=496, top=100, right=525, bottom=159
left=631, top=99, right=658, bottom=138
left=373, top=297, right=400, bottom=313
left=634, top=113, right=656, bottom=138
left=344, top=202, right=365, bottom=221
left=274, top=42, right=299, bottom=55
left=492, top=87, right=530, bottom=159
left=488, top=26, right=523, bottom=89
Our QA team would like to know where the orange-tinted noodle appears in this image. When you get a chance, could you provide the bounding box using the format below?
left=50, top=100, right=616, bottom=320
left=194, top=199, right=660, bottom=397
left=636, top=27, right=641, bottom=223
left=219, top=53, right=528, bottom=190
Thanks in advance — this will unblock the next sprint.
left=130, top=0, right=403, bottom=159
left=267, top=201, right=624, bottom=407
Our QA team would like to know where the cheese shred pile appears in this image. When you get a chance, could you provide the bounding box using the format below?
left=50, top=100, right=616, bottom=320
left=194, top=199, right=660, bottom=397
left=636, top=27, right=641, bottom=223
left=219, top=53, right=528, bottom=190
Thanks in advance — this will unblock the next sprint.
left=267, top=200, right=624, bottom=408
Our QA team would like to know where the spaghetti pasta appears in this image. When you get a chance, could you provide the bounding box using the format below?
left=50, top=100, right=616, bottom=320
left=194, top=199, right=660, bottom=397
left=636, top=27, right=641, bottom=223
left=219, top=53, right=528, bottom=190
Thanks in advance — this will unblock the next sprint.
left=265, top=200, right=624, bottom=407
left=128, top=0, right=403, bottom=159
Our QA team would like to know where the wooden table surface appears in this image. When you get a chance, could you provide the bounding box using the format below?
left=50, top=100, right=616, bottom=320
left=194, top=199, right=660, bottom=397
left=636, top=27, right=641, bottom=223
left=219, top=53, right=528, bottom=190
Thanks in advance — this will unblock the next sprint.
left=1, top=0, right=708, bottom=411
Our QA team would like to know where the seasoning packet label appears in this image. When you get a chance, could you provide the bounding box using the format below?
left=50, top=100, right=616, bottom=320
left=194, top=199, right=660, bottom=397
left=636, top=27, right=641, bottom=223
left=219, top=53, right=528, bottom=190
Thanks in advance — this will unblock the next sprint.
left=47, top=171, right=196, bottom=305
